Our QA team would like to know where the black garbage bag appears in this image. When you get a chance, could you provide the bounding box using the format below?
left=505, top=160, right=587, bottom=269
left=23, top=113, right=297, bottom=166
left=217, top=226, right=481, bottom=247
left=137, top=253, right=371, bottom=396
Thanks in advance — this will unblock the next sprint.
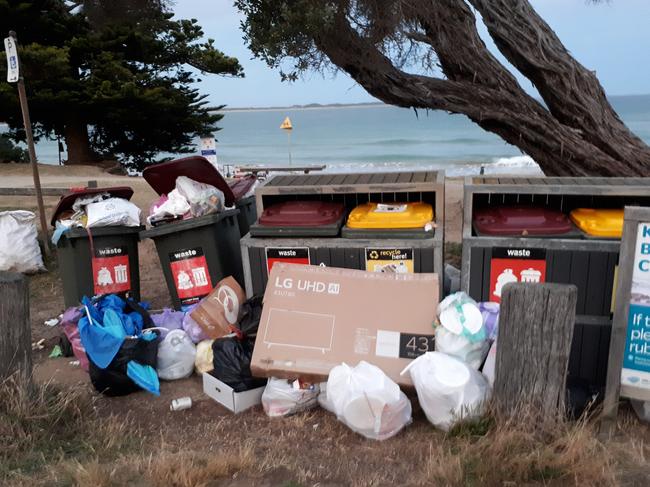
left=238, top=295, right=263, bottom=336
left=89, top=333, right=159, bottom=396
left=565, top=377, right=603, bottom=419
left=211, top=336, right=266, bottom=392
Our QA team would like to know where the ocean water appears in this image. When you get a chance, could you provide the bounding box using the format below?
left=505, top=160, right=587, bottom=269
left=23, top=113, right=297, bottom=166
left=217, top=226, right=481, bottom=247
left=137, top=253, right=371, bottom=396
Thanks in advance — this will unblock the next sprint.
left=3, top=94, right=650, bottom=175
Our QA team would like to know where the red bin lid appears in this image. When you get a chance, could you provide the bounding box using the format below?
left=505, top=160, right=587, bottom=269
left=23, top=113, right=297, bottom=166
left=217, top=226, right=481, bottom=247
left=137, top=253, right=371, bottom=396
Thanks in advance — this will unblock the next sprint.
left=228, top=175, right=257, bottom=201
left=50, top=186, right=134, bottom=227
left=259, top=201, right=345, bottom=227
left=142, top=156, right=236, bottom=207
left=473, top=206, right=573, bottom=236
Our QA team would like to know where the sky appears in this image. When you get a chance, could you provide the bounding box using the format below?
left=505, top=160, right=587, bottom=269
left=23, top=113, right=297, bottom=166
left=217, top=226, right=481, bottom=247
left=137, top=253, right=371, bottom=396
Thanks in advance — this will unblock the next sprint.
left=173, top=0, right=650, bottom=108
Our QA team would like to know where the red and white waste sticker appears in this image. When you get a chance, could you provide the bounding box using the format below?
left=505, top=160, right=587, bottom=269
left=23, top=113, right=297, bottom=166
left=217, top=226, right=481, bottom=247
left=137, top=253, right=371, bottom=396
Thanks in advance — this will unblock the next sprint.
left=489, top=247, right=546, bottom=303
left=265, top=247, right=310, bottom=273
left=92, top=246, right=131, bottom=295
left=168, top=247, right=213, bottom=307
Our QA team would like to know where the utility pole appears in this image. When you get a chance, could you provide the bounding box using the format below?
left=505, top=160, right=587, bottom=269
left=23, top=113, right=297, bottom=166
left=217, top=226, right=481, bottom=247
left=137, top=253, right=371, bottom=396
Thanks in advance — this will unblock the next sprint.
left=5, top=31, right=50, bottom=257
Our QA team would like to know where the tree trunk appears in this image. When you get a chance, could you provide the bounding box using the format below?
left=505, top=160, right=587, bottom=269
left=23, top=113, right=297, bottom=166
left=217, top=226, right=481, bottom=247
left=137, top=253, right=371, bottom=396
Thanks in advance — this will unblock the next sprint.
left=494, top=283, right=577, bottom=418
left=64, top=119, right=95, bottom=165
left=0, top=272, right=32, bottom=384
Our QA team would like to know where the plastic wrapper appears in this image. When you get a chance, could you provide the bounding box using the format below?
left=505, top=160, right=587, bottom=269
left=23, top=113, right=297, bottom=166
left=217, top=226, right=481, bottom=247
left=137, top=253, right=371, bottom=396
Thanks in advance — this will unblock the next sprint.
left=182, top=304, right=210, bottom=343
left=60, top=306, right=89, bottom=371
left=175, top=176, right=224, bottom=218
left=211, top=337, right=266, bottom=392
left=157, top=329, right=196, bottom=380
left=147, top=189, right=191, bottom=225
left=435, top=292, right=489, bottom=369
left=195, top=339, right=215, bottom=374
left=262, top=378, right=320, bottom=417
left=85, top=197, right=141, bottom=227
left=326, top=361, right=412, bottom=440
left=402, top=352, right=490, bottom=431
left=478, top=302, right=500, bottom=340
left=151, top=308, right=185, bottom=337
left=0, top=211, right=45, bottom=273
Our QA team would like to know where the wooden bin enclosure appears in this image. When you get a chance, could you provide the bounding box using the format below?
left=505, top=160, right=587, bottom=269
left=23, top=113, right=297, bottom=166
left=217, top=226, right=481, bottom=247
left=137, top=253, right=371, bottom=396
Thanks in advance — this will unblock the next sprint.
left=461, top=176, right=650, bottom=388
left=242, top=171, right=444, bottom=297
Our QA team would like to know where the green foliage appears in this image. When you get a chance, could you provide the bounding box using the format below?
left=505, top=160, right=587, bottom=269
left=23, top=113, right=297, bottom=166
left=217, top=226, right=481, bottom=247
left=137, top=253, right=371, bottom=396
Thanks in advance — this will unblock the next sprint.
left=0, top=0, right=243, bottom=169
left=0, top=133, right=28, bottom=162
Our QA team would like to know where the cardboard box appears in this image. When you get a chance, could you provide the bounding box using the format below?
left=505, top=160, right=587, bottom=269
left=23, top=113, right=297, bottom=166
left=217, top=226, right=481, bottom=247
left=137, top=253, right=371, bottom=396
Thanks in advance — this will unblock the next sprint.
left=202, top=372, right=266, bottom=413
left=251, top=263, right=439, bottom=386
left=190, top=276, right=246, bottom=339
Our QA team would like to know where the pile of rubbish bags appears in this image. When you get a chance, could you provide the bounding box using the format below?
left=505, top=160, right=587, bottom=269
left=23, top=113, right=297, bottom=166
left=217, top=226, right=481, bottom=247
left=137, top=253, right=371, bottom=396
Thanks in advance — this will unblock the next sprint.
left=148, top=176, right=225, bottom=226
left=58, top=288, right=265, bottom=397
left=52, top=191, right=141, bottom=245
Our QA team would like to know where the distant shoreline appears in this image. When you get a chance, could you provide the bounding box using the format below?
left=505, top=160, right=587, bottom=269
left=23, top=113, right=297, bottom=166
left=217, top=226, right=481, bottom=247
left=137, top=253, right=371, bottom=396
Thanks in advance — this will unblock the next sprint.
left=214, top=102, right=387, bottom=113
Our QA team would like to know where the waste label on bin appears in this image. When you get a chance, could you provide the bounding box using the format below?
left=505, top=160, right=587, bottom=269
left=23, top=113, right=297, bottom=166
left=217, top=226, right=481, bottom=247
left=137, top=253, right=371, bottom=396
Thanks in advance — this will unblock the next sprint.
left=365, top=248, right=414, bottom=273
left=92, top=246, right=131, bottom=295
left=265, top=247, right=310, bottom=273
left=168, top=247, right=213, bottom=306
left=489, top=247, right=546, bottom=303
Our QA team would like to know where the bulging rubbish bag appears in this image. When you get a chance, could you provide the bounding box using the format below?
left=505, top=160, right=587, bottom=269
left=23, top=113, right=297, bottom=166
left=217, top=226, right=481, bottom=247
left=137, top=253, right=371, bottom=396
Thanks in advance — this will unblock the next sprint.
left=211, top=337, right=266, bottom=392
left=151, top=308, right=185, bottom=337
left=157, top=329, right=196, bottom=380
left=175, top=176, right=224, bottom=218
left=182, top=304, right=210, bottom=343
left=194, top=339, right=215, bottom=374
left=436, top=292, right=489, bottom=369
left=402, top=352, right=490, bottom=431
left=60, top=306, right=89, bottom=371
left=0, top=210, right=45, bottom=273
left=85, top=198, right=141, bottom=227
left=262, top=378, right=320, bottom=417
left=326, top=361, right=412, bottom=440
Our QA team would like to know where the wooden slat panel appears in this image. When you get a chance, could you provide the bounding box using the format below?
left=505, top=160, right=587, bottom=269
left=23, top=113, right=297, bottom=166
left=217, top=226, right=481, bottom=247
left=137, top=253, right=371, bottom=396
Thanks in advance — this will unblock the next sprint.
left=412, top=172, right=427, bottom=183
left=584, top=251, right=609, bottom=316
left=570, top=251, right=590, bottom=315
left=481, top=247, right=492, bottom=301
left=330, top=248, right=345, bottom=268
left=602, top=252, right=619, bottom=315
left=397, top=172, right=412, bottom=183
left=568, top=324, right=584, bottom=379
left=355, top=173, right=373, bottom=184
left=330, top=174, right=347, bottom=185
left=315, top=247, right=330, bottom=267
left=383, top=173, right=400, bottom=184
left=468, top=247, right=484, bottom=301
left=260, top=247, right=269, bottom=294
left=320, top=174, right=337, bottom=185
left=249, top=247, right=264, bottom=296
left=345, top=248, right=361, bottom=270
left=548, top=250, right=572, bottom=284
left=579, top=326, right=601, bottom=383
left=596, top=325, right=612, bottom=386
left=420, top=246, right=434, bottom=273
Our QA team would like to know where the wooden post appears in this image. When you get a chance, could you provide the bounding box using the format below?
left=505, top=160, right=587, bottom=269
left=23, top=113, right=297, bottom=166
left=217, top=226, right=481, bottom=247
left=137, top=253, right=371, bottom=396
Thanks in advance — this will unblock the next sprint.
left=0, top=272, right=32, bottom=383
left=494, top=283, right=577, bottom=417
left=8, top=31, right=50, bottom=258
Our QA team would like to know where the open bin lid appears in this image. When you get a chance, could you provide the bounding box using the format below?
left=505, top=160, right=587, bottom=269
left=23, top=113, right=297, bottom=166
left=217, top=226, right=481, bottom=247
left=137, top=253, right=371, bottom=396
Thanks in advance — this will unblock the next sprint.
left=229, top=175, right=257, bottom=201
left=142, top=156, right=236, bottom=207
left=50, top=186, right=134, bottom=227
left=259, top=201, right=344, bottom=227
left=569, top=208, right=623, bottom=238
left=346, top=202, right=433, bottom=229
left=473, top=206, right=573, bottom=236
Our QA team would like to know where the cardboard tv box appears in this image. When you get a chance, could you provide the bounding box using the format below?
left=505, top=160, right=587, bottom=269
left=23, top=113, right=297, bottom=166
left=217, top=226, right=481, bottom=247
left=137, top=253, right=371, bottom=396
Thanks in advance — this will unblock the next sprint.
left=251, top=263, right=439, bottom=386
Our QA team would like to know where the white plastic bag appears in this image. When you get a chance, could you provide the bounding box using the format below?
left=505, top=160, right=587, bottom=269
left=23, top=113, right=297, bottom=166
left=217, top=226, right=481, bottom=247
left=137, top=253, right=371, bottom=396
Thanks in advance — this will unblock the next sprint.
left=262, top=378, right=320, bottom=417
left=326, top=361, right=412, bottom=440
left=0, top=211, right=45, bottom=273
left=481, top=340, right=497, bottom=386
left=435, top=292, right=489, bottom=369
left=194, top=339, right=214, bottom=374
left=402, top=352, right=490, bottom=431
left=317, top=381, right=335, bottom=413
left=175, top=176, right=224, bottom=217
left=156, top=329, right=197, bottom=380
left=148, top=189, right=190, bottom=224
left=85, top=198, right=141, bottom=227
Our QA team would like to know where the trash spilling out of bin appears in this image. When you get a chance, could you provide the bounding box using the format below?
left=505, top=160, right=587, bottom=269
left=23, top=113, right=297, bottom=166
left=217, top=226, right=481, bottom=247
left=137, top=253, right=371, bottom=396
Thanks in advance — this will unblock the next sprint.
left=0, top=210, right=45, bottom=273
left=402, top=352, right=490, bottom=431
left=249, top=200, right=345, bottom=237
left=326, top=361, right=412, bottom=440
left=51, top=186, right=143, bottom=307
left=250, top=263, right=439, bottom=386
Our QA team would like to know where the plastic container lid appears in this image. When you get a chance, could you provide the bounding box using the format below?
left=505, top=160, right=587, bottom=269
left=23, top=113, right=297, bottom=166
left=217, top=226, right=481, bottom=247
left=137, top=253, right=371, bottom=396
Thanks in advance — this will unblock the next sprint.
left=258, top=201, right=345, bottom=227
left=50, top=186, right=134, bottom=226
left=229, top=175, right=257, bottom=201
left=142, top=156, right=236, bottom=207
left=439, top=302, right=484, bottom=336
left=569, top=208, right=624, bottom=238
left=473, top=206, right=573, bottom=236
left=346, top=202, right=434, bottom=229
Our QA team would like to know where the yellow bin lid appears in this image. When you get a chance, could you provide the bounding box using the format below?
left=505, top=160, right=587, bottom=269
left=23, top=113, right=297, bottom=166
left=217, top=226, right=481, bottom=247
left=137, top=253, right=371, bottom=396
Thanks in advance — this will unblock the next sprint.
left=569, top=208, right=624, bottom=238
left=346, top=202, right=434, bottom=229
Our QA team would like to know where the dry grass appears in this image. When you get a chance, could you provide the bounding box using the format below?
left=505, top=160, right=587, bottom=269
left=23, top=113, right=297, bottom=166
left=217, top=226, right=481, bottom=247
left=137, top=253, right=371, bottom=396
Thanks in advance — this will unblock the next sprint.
left=2, top=376, right=649, bottom=487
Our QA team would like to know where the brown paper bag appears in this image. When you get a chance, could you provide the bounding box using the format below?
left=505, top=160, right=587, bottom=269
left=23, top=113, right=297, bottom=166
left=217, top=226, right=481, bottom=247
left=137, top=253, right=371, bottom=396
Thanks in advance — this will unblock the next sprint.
left=190, top=276, right=246, bottom=339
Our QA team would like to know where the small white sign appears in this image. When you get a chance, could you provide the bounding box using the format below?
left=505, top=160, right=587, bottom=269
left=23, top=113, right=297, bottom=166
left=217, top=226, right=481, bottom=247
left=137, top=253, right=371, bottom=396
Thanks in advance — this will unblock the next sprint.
left=199, top=136, right=217, bottom=167
left=4, top=37, right=19, bottom=83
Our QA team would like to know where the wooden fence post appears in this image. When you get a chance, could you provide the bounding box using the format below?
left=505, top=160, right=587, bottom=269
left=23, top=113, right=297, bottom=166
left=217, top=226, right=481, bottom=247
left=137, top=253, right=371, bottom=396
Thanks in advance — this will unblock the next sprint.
left=0, top=272, right=32, bottom=383
left=494, top=283, right=577, bottom=417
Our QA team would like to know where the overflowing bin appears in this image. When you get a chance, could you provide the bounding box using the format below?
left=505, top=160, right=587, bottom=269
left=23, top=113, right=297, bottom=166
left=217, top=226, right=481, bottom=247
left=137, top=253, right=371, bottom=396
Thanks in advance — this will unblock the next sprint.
left=241, top=171, right=444, bottom=297
left=140, top=157, right=248, bottom=310
left=460, top=176, right=650, bottom=388
left=52, top=187, right=143, bottom=308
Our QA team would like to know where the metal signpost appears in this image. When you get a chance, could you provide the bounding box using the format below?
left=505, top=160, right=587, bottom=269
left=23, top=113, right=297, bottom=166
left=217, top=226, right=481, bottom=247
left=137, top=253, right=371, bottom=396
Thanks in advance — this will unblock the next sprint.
left=5, top=31, right=50, bottom=256
left=601, top=206, right=650, bottom=437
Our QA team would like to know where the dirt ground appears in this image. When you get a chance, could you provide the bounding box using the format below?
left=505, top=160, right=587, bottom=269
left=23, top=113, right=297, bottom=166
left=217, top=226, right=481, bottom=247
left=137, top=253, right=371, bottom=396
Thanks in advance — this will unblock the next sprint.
left=3, top=163, right=649, bottom=486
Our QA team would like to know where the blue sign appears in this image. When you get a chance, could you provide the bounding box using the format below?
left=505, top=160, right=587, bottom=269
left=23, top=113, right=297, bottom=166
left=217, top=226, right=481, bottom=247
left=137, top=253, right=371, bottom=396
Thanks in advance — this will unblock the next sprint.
left=623, top=303, right=650, bottom=373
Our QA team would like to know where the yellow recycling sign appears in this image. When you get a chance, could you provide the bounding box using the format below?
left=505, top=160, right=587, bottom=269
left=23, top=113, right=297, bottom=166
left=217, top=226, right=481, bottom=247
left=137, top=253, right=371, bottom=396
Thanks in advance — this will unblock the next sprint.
left=280, top=116, right=293, bottom=130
